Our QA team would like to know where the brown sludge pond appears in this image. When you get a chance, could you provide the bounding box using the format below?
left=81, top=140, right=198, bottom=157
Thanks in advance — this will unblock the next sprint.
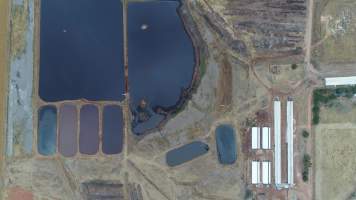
left=58, top=104, right=78, bottom=157
left=79, top=105, right=99, bottom=155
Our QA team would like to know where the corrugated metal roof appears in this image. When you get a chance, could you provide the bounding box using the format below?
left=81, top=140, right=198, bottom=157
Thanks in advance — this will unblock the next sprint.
left=287, top=101, right=294, bottom=185
left=262, top=161, right=271, bottom=184
left=262, top=127, right=271, bottom=149
left=274, top=100, right=281, bottom=185
left=252, top=161, right=260, bottom=184
left=251, top=127, right=260, bottom=149
left=325, top=76, right=356, bottom=86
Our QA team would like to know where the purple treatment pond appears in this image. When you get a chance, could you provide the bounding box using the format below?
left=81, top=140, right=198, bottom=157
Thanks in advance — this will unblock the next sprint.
left=102, top=105, right=123, bottom=154
left=79, top=105, right=99, bottom=155
left=38, top=106, right=57, bottom=156
left=58, top=104, right=78, bottom=157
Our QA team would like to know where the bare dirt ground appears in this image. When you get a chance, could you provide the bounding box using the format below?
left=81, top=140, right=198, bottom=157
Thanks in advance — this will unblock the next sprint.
left=0, top=0, right=10, bottom=197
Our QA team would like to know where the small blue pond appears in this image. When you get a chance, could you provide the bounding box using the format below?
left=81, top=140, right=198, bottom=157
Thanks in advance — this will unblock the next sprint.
left=38, top=106, right=57, bottom=156
left=166, top=141, right=209, bottom=167
left=215, top=125, right=237, bottom=164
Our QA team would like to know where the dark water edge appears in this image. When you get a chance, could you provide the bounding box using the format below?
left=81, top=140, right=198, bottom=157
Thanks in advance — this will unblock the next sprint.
left=215, top=124, right=237, bottom=165
left=131, top=0, right=206, bottom=136
left=166, top=141, right=209, bottom=167
left=38, top=105, right=57, bottom=156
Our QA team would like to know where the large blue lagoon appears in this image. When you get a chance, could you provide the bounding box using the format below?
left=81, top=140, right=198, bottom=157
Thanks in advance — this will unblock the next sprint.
left=129, top=1, right=195, bottom=135
left=39, top=0, right=125, bottom=101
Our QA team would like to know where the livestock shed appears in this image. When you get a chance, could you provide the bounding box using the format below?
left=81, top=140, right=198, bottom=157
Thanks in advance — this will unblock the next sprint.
left=325, top=76, right=356, bottom=86
left=262, top=127, right=271, bottom=149
left=262, top=161, right=271, bottom=185
left=251, top=127, right=260, bottom=149
left=251, top=161, right=261, bottom=184
left=286, top=100, right=294, bottom=185
left=274, top=99, right=281, bottom=185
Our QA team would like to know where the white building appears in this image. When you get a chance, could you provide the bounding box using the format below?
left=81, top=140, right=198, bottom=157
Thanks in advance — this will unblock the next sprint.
left=262, top=161, right=271, bottom=185
left=274, top=99, right=281, bottom=185
left=286, top=100, right=294, bottom=185
left=325, top=76, right=356, bottom=86
left=262, top=127, right=271, bottom=149
left=251, top=127, right=261, bottom=149
left=251, top=161, right=261, bottom=184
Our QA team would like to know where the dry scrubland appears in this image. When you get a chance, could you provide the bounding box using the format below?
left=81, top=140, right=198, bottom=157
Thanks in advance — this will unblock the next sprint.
left=312, top=0, right=356, bottom=72
left=315, top=99, right=356, bottom=200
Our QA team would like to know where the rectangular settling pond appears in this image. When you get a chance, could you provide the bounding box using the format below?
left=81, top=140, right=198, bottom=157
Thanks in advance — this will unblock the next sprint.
left=58, top=104, right=78, bottom=157
left=39, top=0, right=125, bottom=101
left=79, top=105, right=99, bottom=155
left=102, top=105, right=123, bottom=155
left=38, top=106, right=57, bottom=156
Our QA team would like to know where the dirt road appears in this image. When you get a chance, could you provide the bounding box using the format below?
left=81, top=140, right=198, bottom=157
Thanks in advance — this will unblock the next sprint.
left=0, top=0, right=10, bottom=197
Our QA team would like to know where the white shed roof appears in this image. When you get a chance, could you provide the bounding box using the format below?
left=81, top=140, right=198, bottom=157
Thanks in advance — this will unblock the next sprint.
left=262, top=161, right=271, bottom=184
left=274, top=100, right=281, bottom=185
left=325, top=76, right=356, bottom=86
left=262, top=127, right=271, bottom=149
left=251, top=127, right=260, bottom=149
left=252, top=161, right=260, bottom=184
left=287, top=101, right=294, bottom=185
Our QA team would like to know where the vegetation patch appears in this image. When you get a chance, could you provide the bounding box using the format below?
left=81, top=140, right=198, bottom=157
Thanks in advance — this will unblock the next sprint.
left=312, top=86, right=356, bottom=124
left=302, top=154, right=312, bottom=182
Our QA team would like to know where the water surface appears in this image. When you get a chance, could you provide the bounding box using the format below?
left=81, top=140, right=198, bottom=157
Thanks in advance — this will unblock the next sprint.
left=58, top=104, right=77, bottom=157
left=40, top=0, right=124, bottom=101
left=102, top=105, right=124, bottom=154
left=79, top=105, right=99, bottom=155
left=215, top=125, right=237, bottom=164
left=166, top=141, right=209, bottom=167
left=38, top=106, right=57, bottom=156
left=128, top=1, right=195, bottom=134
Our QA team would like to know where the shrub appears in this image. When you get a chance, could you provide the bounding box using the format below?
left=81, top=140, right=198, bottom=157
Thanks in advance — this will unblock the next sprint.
left=291, top=63, right=298, bottom=70
left=302, top=154, right=312, bottom=182
left=302, top=130, right=309, bottom=138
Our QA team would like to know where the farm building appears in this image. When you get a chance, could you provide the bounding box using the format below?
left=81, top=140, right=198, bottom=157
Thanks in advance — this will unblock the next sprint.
left=286, top=100, right=294, bottom=185
left=251, top=127, right=261, bottom=149
left=251, top=161, right=261, bottom=184
left=274, top=99, right=281, bottom=185
left=325, top=76, right=356, bottom=86
left=262, top=127, right=271, bottom=149
left=262, top=161, right=271, bottom=185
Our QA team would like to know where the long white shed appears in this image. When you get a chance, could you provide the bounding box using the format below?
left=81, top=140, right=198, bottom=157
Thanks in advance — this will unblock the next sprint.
left=325, top=76, right=356, bottom=86
left=287, top=100, right=294, bottom=185
left=274, top=100, right=281, bottom=185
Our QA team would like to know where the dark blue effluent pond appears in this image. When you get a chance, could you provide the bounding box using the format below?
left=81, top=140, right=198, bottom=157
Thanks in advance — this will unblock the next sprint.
left=102, top=105, right=124, bottom=155
left=38, top=106, right=57, bottom=156
left=166, top=141, right=209, bottom=167
left=129, top=1, right=195, bottom=134
left=215, top=125, right=237, bottom=164
left=39, top=0, right=125, bottom=101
